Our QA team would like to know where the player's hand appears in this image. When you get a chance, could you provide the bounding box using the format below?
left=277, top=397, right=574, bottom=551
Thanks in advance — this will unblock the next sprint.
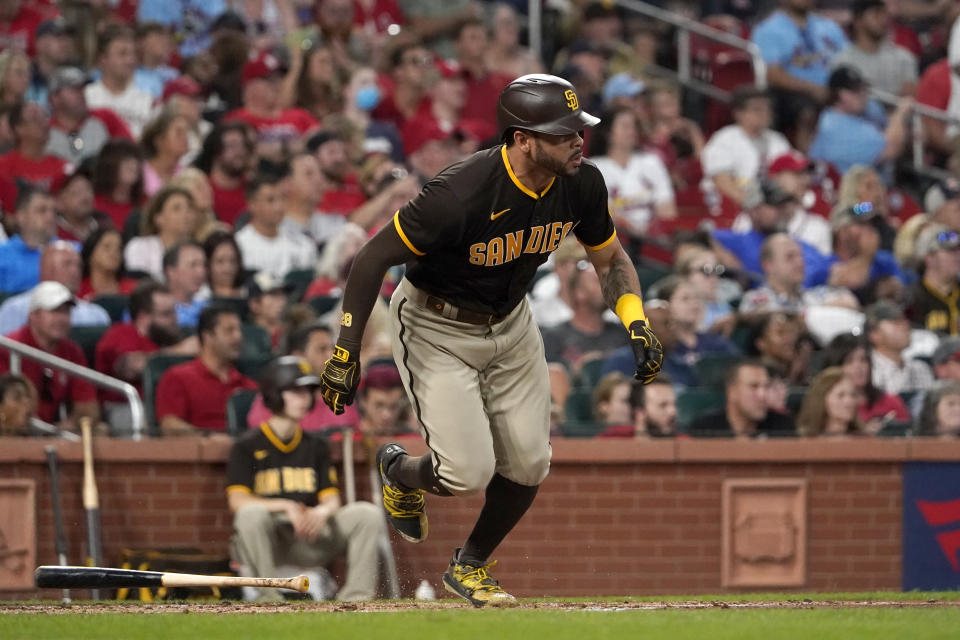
left=319, top=344, right=361, bottom=414
left=300, top=506, right=334, bottom=541
left=284, top=501, right=308, bottom=537
left=628, top=320, right=663, bottom=385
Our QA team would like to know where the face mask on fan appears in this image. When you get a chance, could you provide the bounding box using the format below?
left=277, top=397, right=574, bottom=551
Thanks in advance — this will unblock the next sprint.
left=355, top=85, right=381, bottom=111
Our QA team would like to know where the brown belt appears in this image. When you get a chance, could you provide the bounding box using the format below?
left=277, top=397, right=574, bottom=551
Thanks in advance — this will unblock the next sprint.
left=421, top=293, right=506, bottom=325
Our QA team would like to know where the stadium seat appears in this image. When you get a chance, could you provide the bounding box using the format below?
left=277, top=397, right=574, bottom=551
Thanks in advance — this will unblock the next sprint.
left=730, top=323, right=753, bottom=352
left=240, top=323, right=272, bottom=360
left=564, top=387, right=594, bottom=423
left=786, top=387, right=807, bottom=415
left=636, top=261, right=672, bottom=292
left=212, top=296, right=250, bottom=322
left=234, top=211, right=251, bottom=230
left=560, top=421, right=606, bottom=438
left=124, top=269, right=152, bottom=281
left=69, top=325, right=110, bottom=367
left=226, top=388, right=258, bottom=437
left=577, top=357, right=607, bottom=389
left=692, top=353, right=733, bottom=388
left=690, top=16, right=755, bottom=134
left=122, top=210, right=142, bottom=243
left=676, top=387, right=726, bottom=430
left=899, top=390, right=919, bottom=409
left=284, top=269, right=316, bottom=302
left=92, top=294, right=130, bottom=323
left=237, top=355, right=271, bottom=380
left=877, top=421, right=913, bottom=437
left=142, top=354, right=194, bottom=434
left=307, top=295, right=340, bottom=316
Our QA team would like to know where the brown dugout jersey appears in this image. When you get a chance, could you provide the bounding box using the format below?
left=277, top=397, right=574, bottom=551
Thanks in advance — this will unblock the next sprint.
left=226, top=422, right=339, bottom=507
left=393, top=144, right=616, bottom=316
left=905, top=280, right=960, bottom=336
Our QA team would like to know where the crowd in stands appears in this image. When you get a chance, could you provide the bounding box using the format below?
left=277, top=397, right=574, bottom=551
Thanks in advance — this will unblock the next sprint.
left=0, top=0, right=959, bottom=443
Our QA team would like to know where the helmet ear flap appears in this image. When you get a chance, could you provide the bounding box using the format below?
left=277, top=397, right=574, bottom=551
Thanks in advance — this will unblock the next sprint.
left=263, top=388, right=285, bottom=415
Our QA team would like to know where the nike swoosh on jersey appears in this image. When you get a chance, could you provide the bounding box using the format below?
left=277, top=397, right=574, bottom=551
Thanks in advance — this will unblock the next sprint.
left=254, top=450, right=268, bottom=460
left=490, top=208, right=511, bottom=220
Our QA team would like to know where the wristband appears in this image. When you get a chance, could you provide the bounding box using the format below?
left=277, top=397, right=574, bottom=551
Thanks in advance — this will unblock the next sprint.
left=614, top=293, right=647, bottom=330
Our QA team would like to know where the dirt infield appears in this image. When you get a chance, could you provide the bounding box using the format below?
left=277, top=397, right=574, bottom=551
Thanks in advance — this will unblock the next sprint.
left=2, top=599, right=957, bottom=615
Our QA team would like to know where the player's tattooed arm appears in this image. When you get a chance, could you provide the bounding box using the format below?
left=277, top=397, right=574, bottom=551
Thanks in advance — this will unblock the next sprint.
left=590, top=240, right=643, bottom=310
left=597, top=250, right=639, bottom=310
left=587, top=236, right=663, bottom=385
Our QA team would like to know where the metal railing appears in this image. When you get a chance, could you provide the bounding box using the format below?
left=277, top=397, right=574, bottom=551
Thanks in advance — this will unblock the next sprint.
left=870, top=87, right=960, bottom=178
left=0, top=335, right=145, bottom=441
left=526, top=0, right=960, bottom=178
left=612, top=0, right=767, bottom=95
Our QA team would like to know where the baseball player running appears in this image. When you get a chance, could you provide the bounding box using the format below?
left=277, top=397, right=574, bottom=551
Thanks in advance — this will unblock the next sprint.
left=319, top=74, right=663, bottom=606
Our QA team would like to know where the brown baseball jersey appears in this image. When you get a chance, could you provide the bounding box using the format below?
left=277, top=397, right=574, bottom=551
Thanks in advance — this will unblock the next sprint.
left=393, top=144, right=616, bottom=316
left=226, top=423, right=339, bottom=507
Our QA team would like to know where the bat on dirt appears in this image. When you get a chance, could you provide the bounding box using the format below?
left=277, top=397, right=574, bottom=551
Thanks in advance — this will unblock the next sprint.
left=80, top=418, right=103, bottom=599
left=44, top=446, right=71, bottom=604
left=34, top=566, right=310, bottom=594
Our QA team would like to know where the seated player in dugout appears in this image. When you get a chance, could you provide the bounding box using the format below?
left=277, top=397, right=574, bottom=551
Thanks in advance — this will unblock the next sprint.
left=226, top=356, right=386, bottom=602
left=319, top=74, right=663, bottom=606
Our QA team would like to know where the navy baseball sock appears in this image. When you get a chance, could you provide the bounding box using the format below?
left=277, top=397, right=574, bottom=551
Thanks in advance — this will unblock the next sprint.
left=458, top=473, right=539, bottom=567
left=389, top=453, right=452, bottom=496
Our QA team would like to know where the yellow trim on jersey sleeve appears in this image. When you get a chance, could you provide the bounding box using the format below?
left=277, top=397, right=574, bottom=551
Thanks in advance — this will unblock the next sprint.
left=500, top=145, right=554, bottom=199
left=393, top=211, right=426, bottom=256
left=226, top=484, right=252, bottom=495
left=259, top=422, right=303, bottom=453
left=582, top=229, right=617, bottom=251
left=318, top=487, right=341, bottom=501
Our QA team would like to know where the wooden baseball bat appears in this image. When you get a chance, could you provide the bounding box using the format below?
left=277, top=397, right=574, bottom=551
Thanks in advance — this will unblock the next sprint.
left=80, top=418, right=103, bottom=599
left=35, top=566, right=310, bottom=593
left=44, top=446, right=71, bottom=604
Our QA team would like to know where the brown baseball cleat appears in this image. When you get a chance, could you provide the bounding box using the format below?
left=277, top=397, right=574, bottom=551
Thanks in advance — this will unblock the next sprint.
left=442, top=548, right=517, bottom=608
left=377, top=443, right=428, bottom=543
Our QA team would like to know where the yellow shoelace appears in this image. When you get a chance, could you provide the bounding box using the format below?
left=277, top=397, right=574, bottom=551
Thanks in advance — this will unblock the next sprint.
left=382, top=483, right=425, bottom=518
left=456, top=561, right=506, bottom=593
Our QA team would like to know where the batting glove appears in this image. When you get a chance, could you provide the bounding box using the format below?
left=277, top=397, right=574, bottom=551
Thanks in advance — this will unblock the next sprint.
left=628, top=320, right=663, bottom=385
left=319, top=344, right=360, bottom=415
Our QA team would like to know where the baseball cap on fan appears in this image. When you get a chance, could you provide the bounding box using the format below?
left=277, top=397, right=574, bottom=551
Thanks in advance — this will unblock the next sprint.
left=742, top=180, right=796, bottom=209
left=924, top=176, right=960, bottom=214
left=852, top=0, right=886, bottom=18
left=863, top=300, right=907, bottom=333
left=29, top=282, right=76, bottom=312
left=915, top=224, right=960, bottom=258
left=403, top=120, right=455, bottom=157
left=768, top=151, right=813, bottom=176
left=602, top=72, right=644, bottom=106
left=434, top=59, right=466, bottom=80
left=36, top=18, right=75, bottom=39
left=247, top=271, right=291, bottom=298
left=828, top=66, right=868, bottom=93
left=48, top=67, right=89, bottom=94
left=242, top=50, right=287, bottom=86
left=932, top=337, right=960, bottom=366
left=830, top=201, right=878, bottom=231
left=162, top=76, right=203, bottom=103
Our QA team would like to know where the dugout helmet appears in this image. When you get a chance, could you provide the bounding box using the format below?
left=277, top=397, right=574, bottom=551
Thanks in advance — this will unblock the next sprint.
left=497, top=74, right=600, bottom=141
left=260, top=356, right=322, bottom=414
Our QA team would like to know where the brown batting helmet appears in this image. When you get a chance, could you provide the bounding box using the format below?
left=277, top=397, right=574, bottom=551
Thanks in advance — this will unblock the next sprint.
left=260, top=356, right=322, bottom=414
left=496, top=74, right=600, bottom=141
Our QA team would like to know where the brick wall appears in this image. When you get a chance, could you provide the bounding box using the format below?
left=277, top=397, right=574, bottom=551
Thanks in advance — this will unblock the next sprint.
left=2, top=436, right=953, bottom=599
